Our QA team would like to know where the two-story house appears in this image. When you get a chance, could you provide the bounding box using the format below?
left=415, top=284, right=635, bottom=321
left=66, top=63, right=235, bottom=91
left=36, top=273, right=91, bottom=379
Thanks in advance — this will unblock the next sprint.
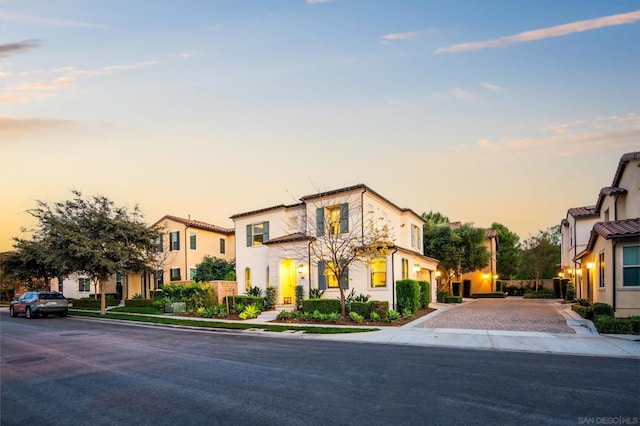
left=231, top=184, right=439, bottom=309
left=124, top=215, right=235, bottom=299
left=572, top=152, right=640, bottom=317
left=560, top=206, right=599, bottom=299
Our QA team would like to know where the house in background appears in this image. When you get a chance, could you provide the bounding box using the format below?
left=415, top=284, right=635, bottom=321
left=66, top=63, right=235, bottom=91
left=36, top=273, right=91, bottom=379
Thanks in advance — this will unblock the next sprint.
left=458, top=229, right=499, bottom=296
left=231, top=184, right=438, bottom=309
left=560, top=206, right=599, bottom=299
left=124, top=215, right=235, bottom=299
left=56, top=272, right=118, bottom=300
left=570, top=152, right=640, bottom=317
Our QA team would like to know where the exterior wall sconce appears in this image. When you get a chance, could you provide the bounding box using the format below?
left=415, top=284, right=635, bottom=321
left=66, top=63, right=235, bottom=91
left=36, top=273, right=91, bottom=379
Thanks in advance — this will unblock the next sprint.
left=413, top=264, right=421, bottom=273
left=558, top=272, right=564, bottom=279
left=586, top=262, right=595, bottom=270
left=576, top=268, right=582, bottom=276
left=435, top=271, right=441, bottom=278
left=297, top=264, right=305, bottom=275
left=482, top=273, right=490, bottom=280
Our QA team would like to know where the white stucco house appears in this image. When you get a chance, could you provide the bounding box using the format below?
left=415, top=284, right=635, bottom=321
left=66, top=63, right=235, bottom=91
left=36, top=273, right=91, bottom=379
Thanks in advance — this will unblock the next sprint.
left=230, top=184, right=439, bottom=310
left=568, top=152, right=640, bottom=317
left=560, top=206, right=599, bottom=299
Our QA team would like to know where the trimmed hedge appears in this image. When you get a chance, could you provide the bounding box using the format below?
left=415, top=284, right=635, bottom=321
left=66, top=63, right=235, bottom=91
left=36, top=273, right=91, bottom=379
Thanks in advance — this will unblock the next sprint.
left=223, top=295, right=264, bottom=309
left=471, top=292, right=507, bottom=299
left=303, top=298, right=341, bottom=314
left=396, top=279, right=421, bottom=314
left=594, top=316, right=633, bottom=334
left=445, top=296, right=463, bottom=303
left=125, top=299, right=154, bottom=308
left=368, top=300, right=389, bottom=317
left=349, top=301, right=370, bottom=318
left=72, top=298, right=120, bottom=308
left=572, top=304, right=594, bottom=320
left=592, top=302, right=614, bottom=317
left=418, top=280, right=431, bottom=308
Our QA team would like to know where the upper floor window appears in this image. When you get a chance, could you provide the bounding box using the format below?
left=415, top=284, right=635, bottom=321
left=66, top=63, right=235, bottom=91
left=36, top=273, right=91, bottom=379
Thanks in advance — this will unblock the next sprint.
left=169, top=231, right=180, bottom=251
left=316, top=204, right=349, bottom=236
left=246, top=222, right=269, bottom=246
left=190, top=232, right=197, bottom=250
left=170, top=267, right=181, bottom=281
left=622, top=246, right=640, bottom=287
left=411, top=224, right=422, bottom=250
left=371, top=257, right=387, bottom=287
left=155, top=235, right=163, bottom=253
left=220, top=238, right=226, bottom=254
left=318, top=261, right=349, bottom=290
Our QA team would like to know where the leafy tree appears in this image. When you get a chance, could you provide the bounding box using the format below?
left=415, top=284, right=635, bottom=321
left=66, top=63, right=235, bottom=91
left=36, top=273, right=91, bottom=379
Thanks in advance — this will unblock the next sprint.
left=518, top=226, right=561, bottom=290
left=421, top=211, right=450, bottom=234
left=303, top=198, right=393, bottom=317
left=8, top=237, right=70, bottom=291
left=423, top=222, right=490, bottom=293
left=192, top=256, right=236, bottom=282
left=26, top=190, right=160, bottom=315
left=490, top=222, right=522, bottom=279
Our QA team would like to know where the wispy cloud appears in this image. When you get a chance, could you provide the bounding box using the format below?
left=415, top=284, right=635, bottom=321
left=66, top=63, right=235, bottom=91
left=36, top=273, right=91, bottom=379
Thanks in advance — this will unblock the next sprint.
left=436, top=10, right=640, bottom=54
left=12, top=76, right=73, bottom=91
left=381, top=31, right=424, bottom=41
left=0, top=11, right=107, bottom=29
left=0, top=115, right=79, bottom=138
left=307, top=0, right=334, bottom=4
left=476, top=113, right=640, bottom=157
left=482, top=82, right=503, bottom=91
left=0, top=39, right=39, bottom=57
left=435, top=87, right=475, bottom=100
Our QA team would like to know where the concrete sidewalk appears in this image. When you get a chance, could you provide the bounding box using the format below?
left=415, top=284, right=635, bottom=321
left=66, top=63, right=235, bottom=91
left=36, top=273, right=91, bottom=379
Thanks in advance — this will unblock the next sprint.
left=249, top=301, right=640, bottom=359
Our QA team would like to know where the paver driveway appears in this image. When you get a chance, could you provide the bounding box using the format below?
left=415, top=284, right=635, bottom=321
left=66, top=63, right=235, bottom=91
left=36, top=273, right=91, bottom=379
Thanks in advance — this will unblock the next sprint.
left=418, top=298, right=575, bottom=334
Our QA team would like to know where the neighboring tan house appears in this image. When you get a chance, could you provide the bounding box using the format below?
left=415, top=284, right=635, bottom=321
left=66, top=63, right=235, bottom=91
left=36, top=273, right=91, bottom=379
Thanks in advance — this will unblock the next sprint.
left=230, top=184, right=439, bottom=309
left=458, top=229, right=498, bottom=296
left=56, top=273, right=118, bottom=300
left=572, top=152, right=640, bottom=317
left=124, top=215, right=235, bottom=299
left=560, top=206, right=599, bottom=299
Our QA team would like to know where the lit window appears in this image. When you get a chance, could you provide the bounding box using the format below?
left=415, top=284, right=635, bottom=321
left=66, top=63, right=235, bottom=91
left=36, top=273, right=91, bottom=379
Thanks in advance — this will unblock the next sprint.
left=245, top=268, right=251, bottom=291
left=247, top=222, right=269, bottom=246
left=316, top=204, right=349, bottom=236
left=328, top=206, right=341, bottom=235
left=325, top=262, right=339, bottom=288
left=401, top=258, right=409, bottom=280
left=598, top=252, right=605, bottom=288
left=371, top=257, right=387, bottom=287
left=622, top=246, right=640, bottom=287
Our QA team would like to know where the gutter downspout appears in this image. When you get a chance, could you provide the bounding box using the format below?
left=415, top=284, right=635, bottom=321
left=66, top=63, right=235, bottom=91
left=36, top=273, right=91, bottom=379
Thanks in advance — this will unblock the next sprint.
left=184, top=220, right=190, bottom=284
left=573, top=222, right=580, bottom=299
left=307, top=240, right=313, bottom=294
left=391, top=247, right=398, bottom=311
left=612, top=240, right=617, bottom=315
left=360, top=188, right=366, bottom=243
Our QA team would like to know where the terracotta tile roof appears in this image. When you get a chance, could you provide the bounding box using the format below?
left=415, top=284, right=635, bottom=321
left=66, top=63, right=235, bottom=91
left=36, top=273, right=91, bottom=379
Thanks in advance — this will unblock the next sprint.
left=567, top=206, right=597, bottom=218
left=593, top=218, right=640, bottom=239
left=153, top=215, right=234, bottom=235
left=230, top=203, right=303, bottom=220
left=264, top=232, right=313, bottom=245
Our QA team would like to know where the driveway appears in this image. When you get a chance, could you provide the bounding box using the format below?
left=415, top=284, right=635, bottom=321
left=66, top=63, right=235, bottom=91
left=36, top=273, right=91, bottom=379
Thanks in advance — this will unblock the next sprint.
left=416, top=298, right=575, bottom=334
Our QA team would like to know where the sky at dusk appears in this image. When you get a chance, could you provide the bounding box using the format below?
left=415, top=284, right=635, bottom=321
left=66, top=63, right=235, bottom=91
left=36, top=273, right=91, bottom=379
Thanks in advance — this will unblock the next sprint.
left=2, top=0, right=639, bottom=252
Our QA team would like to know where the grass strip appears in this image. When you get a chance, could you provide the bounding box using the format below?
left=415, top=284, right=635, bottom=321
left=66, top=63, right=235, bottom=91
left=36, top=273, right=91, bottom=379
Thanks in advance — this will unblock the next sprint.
left=70, top=310, right=378, bottom=334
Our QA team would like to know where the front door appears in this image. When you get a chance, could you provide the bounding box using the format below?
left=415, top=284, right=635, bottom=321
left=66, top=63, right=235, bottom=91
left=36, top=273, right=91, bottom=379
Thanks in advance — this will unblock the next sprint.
left=279, top=259, right=296, bottom=305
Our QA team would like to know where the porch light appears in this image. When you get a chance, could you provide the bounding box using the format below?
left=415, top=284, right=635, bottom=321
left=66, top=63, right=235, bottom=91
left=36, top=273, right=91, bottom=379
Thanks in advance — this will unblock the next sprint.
left=558, top=272, right=564, bottom=279
left=435, top=271, right=441, bottom=278
left=576, top=269, right=582, bottom=276
left=297, top=264, right=305, bottom=275
left=413, top=264, right=421, bottom=273
left=482, top=273, right=490, bottom=280
left=586, top=262, right=595, bottom=270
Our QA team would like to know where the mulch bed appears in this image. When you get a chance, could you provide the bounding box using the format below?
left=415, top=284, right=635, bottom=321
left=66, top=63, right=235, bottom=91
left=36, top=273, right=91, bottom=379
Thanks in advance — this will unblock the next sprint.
left=270, top=308, right=435, bottom=327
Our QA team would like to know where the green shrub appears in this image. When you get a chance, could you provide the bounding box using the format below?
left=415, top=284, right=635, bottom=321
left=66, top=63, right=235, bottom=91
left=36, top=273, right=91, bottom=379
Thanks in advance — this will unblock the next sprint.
left=592, top=303, right=614, bottom=317
left=594, top=316, right=633, bottom=334
left=396, top=279, right=421, bottom=314
left=312, top=310, right=327, bottom=320
left=125, top=299, right=154, bottom=308
left=368, top=300, right=389, bottom=317
left=370, top=311, right=381, bottom=321
left=418, top=280, right=431, bottom=308
left=239, top=304, right=261, bottom=320
left=277, top=310, right=292, bottom=320
left=161, top=282, right=217, bottom=311
left=386, top=309, right=400, bottom=321
left=71, top=298, right=120, bottom=308
left=471, top=292, right=507, bottom=299
left=349, top=301, right=370, bottom=318
left=565, top=281, right=576, bottom=301
left=402, top=309, right=414, bottom=318
left=327, top=312, right=341, bottom=323
left=246, top=286, right=263, bottom=297
left=504, top=286, right=524, bottom=296
left=223, top=295, right=264, bottom=311
left=302, top=298, right=340, bottom=314
left=349, top=311, right=364, bottom=323
left=264, top=286, right=277, bottom=310
left=629, top=316, right=640, bottom=334
left=437, top=292, right=448, bottom=303
left=572, top=304, right=594, bottom=320
left=309, top=288, right=324, bottom=299
left=523, top=289, right=556, bottom=299
left=445, top=296, right=463, bottom=303
left=575, top=298, right=592, bottom=307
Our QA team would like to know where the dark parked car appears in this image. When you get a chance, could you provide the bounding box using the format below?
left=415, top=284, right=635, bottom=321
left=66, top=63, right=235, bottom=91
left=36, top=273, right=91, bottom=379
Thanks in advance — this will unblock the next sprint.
left=9, top=291, right=69, bottom=319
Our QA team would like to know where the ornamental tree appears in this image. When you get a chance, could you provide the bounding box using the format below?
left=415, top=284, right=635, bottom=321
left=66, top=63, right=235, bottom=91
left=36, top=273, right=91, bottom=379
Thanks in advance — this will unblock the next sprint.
left=26, top=190, right=160, bottom=314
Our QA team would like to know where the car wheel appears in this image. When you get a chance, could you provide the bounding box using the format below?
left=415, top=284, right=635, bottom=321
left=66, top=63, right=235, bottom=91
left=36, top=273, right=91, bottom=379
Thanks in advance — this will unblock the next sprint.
left=25, top=306, right=33, bottom=319
left=42, top=313, right=48, bottom=318
left=59, top=311, right=68, bottom=317
left=9, top=306, right=17, bottom=317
